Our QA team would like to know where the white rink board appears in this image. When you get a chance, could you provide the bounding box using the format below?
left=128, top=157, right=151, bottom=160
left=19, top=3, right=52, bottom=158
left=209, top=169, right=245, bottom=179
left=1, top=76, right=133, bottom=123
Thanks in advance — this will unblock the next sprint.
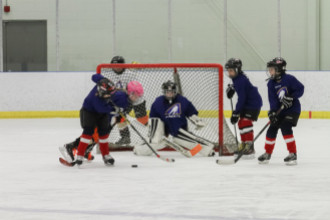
left=0, top=71, right=330, bottom=112
left=0, top=118, right=329, bottom=220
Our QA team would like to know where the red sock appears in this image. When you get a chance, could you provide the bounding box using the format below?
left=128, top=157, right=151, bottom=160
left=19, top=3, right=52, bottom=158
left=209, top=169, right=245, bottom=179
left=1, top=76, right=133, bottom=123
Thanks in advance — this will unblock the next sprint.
left=77, top=134, right=92, bottom=157
left=284, top=134, right=297, bottom=153
left=265, top=137, right=276, bottom=154
left=99, top=134, right=110, bottom=156
left=238, top=118, right=254, bottom=142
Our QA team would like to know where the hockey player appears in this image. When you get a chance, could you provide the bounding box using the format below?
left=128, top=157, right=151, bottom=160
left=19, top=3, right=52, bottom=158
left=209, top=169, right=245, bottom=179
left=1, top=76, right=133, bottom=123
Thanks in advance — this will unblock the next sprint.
left=74, top=78, right=129, bottom=166
left=101, top=56, right=148, bottom=146
left=134, top=81, right=215, bottom=157
left=258, top=57, right=304, bottom=165
left=59, top=80, right=144, bottom=163
left=225, top=58, right=263, bottom=157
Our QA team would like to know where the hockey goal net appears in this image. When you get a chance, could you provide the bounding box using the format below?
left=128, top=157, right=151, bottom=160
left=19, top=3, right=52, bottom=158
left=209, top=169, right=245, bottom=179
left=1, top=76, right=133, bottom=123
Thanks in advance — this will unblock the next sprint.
left=96, top=63, right=237, bottom=155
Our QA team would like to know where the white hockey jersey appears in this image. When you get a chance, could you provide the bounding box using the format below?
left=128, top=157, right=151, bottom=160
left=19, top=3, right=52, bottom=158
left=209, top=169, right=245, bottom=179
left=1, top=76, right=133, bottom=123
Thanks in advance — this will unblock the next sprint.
left=101, top=68, right=143, bottom=105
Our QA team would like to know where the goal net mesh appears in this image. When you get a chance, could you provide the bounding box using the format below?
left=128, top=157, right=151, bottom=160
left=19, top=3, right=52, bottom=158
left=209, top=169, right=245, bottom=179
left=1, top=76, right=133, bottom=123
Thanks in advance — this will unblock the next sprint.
left=96, top=63, right=237, bottom=155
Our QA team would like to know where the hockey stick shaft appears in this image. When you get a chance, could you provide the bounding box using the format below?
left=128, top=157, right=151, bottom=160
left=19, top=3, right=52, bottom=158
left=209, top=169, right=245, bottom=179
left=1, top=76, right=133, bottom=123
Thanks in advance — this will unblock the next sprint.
left=230, top=98, right=239, bottom=146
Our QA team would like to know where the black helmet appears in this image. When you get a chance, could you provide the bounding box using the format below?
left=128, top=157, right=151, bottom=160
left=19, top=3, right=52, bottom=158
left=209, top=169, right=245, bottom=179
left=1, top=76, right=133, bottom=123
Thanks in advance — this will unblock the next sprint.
left=110, top=56, right=125, bottom=64
left=162, top=80, right=177, bottom=103
left=110, top=56, right=125, bottom=74
left=267, top=57, right=287, bottom=80
left=97, top=78, right=116, bottom=99
left=225, top=58, right=243, bottom=78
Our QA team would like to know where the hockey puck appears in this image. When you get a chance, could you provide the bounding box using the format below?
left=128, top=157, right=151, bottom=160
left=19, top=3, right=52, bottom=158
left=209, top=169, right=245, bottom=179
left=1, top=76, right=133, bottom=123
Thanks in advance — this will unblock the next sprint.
left=131, top=164, right=138, bottom=168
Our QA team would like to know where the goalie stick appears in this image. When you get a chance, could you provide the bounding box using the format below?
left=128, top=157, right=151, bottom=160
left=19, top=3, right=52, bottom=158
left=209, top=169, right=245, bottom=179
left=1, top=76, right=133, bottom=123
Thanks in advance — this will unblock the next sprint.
left=163, top=137, right=202, bottom=158
left=216, top=105, right=284, bottom=165
left=119, top=112, right=175, bottom=162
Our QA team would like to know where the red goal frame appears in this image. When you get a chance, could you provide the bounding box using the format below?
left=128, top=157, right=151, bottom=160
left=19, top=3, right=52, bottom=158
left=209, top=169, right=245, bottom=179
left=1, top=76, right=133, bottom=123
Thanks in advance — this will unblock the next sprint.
left=96, top=63, right=224, bottom=153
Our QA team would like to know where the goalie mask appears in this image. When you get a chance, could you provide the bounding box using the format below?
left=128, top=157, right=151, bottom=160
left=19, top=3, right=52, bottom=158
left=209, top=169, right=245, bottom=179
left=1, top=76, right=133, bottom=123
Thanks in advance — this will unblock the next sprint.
left=162, top=80, right=177, bottom=103
left=267, top=57, right=287, bottom=81
left=225, top=58, right=242, bottom=79
left=97, top=78, right=116, bottom=99
left=110, top=55, right=125, bottom=75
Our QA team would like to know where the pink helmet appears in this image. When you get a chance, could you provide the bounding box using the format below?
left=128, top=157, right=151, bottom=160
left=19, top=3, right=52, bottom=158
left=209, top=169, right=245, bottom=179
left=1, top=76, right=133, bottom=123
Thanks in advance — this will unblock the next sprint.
left=127, top=81, right=144, bottom=97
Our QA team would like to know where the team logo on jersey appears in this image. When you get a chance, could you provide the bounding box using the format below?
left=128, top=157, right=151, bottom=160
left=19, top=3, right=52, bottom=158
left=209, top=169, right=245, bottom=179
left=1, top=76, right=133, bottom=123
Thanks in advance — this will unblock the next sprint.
left=277, top=87, right=288, bottom=101
left=116, top=80, right=124, bottom=89
left=165, top=103, right=181, bottom=118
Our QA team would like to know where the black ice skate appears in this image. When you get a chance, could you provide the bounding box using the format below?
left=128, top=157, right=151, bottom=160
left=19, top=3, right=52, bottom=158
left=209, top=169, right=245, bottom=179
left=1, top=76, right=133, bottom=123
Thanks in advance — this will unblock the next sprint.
left=103, top=155, right=115, bottom=166
left=284, top=153, right=297, bottom=166
left=115, top=136, right=131, bottom=145
left=114, top=127, right=131, bottom=146
left=59, top=143, right=75, bottom=163
left=258, top=153, right=271, bottom=164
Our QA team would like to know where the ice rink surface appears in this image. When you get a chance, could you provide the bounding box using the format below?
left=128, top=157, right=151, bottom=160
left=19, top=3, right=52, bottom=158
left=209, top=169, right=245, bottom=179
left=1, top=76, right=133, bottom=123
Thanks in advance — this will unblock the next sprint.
left=0, top=118, right=329, bottom=220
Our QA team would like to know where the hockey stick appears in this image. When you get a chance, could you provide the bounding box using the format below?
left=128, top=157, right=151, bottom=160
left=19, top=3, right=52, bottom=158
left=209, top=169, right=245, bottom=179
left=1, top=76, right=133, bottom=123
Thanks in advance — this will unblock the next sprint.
left=230, top=98, right=239, bottom=146
left=59, top=157, right=76, bottom=167
left=185, top=129, right=217, bottom=147
left=163, top=137, right=202, bottom=158
left=216, top=106, right=284, bottom=165
left=119, top=112, right=175, bottom=163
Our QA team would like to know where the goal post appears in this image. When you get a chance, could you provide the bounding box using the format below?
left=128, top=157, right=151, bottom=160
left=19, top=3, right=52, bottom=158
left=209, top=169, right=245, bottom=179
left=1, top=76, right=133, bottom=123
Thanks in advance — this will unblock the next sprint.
left=96, top=63, right=237, bottom=155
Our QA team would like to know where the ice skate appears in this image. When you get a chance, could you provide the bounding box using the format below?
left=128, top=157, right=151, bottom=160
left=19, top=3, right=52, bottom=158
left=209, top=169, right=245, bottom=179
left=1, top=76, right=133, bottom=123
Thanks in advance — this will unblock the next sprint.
left=258, top=152, right=271, bottom=164
left=59, top=143, right=75, bottom=163
left=284, top=153, right=297, bottom=166
left=103, top=155, right=115, bottom=166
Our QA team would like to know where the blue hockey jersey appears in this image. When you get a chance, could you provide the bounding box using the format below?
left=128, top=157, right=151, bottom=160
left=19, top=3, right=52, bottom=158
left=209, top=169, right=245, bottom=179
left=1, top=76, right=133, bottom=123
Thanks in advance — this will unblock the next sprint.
left=82, top=86, right=129, bottom=115
left=149, top=95, right=198, bottom=136
left=232, top=73, right=263, bottom=114
left=267, top=73, right=304, bottom=114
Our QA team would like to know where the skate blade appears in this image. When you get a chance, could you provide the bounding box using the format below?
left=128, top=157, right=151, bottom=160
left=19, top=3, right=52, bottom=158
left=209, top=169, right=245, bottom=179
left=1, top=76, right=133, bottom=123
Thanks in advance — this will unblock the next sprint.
left=216, top=158, right=236, bottom=165
left=240, top=154, right=255, bottom=160
left=258, top=160, right=270, bottom=165
left=285, top=160, right=297, bottom=166
left=59, top=146, right=73, bottom=163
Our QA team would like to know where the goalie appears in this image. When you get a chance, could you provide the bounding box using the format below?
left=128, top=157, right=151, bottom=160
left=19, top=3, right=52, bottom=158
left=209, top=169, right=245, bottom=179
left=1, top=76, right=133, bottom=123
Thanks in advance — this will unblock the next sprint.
left=134, top=81, right=215, bottom=157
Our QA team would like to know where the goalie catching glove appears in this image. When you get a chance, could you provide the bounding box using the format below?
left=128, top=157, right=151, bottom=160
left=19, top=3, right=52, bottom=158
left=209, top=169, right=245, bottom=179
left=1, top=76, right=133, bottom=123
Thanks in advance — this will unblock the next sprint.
left=189, top=114, right=206, bottom=130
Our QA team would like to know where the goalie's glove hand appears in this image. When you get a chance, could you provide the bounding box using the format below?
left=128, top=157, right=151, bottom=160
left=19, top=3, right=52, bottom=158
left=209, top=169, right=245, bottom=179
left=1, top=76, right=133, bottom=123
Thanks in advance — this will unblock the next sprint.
left=189, top=114, right=206, bottom=130
left=268, top=111, right=279, bottom=126
left=280, top=95, right=293, bottom=109
left=226, top=84, right=235, bottom=99
left=230, top=113, right=240, bottom=124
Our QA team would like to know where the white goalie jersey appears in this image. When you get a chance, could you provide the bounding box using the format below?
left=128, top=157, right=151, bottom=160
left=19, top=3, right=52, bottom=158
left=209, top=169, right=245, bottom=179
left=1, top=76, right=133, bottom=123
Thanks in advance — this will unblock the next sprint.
left=101, top=69, right=144, bottom=105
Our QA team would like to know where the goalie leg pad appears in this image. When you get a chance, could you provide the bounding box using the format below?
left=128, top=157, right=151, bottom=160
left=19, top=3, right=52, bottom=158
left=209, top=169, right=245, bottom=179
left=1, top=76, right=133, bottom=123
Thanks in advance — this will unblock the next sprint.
left=148, top=118, right=165, bottom=144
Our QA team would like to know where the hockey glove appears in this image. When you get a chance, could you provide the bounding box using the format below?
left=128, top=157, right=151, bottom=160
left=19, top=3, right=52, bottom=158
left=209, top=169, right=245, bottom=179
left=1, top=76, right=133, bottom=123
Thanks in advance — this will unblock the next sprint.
left=189, top=114, right=206, bottom=130
left=268, top=111, right=279, bottom=126
left=230, top=113, right=240, bottom=124
left=281, top=95, right=293, bottom=109
left=226, top=84, right=235, bottom=99
left=110, top=106, right=126, bottom=117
